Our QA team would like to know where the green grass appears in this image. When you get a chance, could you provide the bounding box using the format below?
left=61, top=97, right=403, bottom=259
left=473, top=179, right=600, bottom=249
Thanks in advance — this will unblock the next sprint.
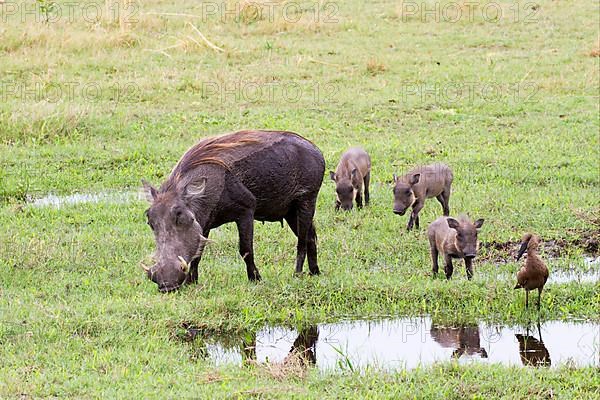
left=1, top=0, right=599, bottom=398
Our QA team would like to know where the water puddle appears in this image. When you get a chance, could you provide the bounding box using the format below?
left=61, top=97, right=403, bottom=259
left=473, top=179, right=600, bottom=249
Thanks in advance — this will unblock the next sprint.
left=585, top=256, right=600, bottom=266
left=181, top=318, right=599, bottom=371
left=548, top=263, right=600, bottom=284
left=27, top=190, right=144, bottom=208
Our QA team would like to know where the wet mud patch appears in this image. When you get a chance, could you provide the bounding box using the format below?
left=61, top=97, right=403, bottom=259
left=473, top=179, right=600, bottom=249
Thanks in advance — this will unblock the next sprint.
left=175, top=317, right=599, bottom=371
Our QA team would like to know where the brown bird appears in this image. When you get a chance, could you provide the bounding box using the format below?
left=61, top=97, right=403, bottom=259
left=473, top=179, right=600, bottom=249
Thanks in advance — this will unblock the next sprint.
left=514, top=233, right=549, bottom=310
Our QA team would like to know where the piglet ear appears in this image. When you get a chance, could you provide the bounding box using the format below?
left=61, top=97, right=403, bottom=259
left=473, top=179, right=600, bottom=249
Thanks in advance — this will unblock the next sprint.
left=142, top=180, right=158, bottom=203
left=392, top=174, right=398, bottom=183
left=351, top=168, right=358, bottom=179
left=410, top=173, right=420, bottom=185
left=329, top=171, right=336, bottom=181
left=184, top=177, right=207, bottom=200
left=447, top=217, right=460, bottom=230
left=474, top=219, right=485, bottom=229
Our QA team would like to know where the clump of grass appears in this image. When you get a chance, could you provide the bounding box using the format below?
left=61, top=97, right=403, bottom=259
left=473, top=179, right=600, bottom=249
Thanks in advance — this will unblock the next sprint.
left=107, top=31, right=140, bottom=48
left=256, top=354, right=310, bottom=381
left=366, top=58, right=386, bottom=75
left=198, top=371, right=225, bottom=384
left=0, top=166, right=31, bottom=203
left=219, top=0, right=339, bottom=34
left=236, top=0, right=265, bottom=24
left=0, top=105, right=90, bottom=145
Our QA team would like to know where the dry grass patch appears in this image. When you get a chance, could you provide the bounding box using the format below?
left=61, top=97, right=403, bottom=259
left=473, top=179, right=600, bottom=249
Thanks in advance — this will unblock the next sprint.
left=366, top=58, right=386, bottom=76
left=0, top=24, right=142, bottom=56
left=1, top=104, right=92, bottom=145
left=395, top=0, right=481, bottom=21
left=219, top=0, right=341, bottom=34
left=253, top=351, right=315, bottom=381
left=589, top=41, right=600, bottom=57
left=198, top=370, right=226, bottom=384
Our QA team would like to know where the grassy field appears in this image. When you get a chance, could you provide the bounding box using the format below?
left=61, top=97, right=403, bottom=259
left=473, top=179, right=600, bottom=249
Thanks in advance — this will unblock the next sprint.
left=1, top=0, right=599, bottom=398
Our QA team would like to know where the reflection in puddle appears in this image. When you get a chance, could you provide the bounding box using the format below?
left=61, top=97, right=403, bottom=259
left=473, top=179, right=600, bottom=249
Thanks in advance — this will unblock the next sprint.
left=429, top=324, right=488, bottom=359
left=183, top=318, right=599, bottom=371
left=28, top=191, right=144, bottom=208
left=515, top=322, right=551, bottom=367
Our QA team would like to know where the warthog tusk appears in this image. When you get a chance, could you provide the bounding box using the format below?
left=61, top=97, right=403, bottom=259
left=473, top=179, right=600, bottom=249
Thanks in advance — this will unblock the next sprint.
left=178, top=256, right=190, bottom=273
left=139, top=262, right=151, bottom=273
left=199, top=234, right=214, bottom=244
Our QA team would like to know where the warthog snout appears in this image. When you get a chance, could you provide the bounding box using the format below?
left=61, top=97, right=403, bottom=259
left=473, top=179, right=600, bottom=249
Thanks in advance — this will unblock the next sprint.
left=393, top=208, right=406, bottom=216
left=462, top=247, right=478, bottom=260
left=151, top=263, right=188, bottom=293
left=140, top=257, right=190, bottom=292
left=341, top=203, right=353, bottom=211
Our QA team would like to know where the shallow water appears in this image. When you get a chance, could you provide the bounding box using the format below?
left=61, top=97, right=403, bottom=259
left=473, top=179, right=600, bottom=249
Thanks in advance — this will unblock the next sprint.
left=184, top=317, right=599, bottom=371
left=497, top=256, right=600, bottom=284
left=547, top=268, right=600, bottom=284
left=28, top=191, right=144, bottom=208
left=584, top=256, right=600, bottom=266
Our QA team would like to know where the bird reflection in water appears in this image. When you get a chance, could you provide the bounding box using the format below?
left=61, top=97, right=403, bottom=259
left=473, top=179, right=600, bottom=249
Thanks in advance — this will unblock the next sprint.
left=515, top=320, right=551, bottom=367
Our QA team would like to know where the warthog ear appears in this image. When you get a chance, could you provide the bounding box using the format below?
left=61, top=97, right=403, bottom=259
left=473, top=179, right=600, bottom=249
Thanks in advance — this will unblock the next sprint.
left=329, top=171, right=336, bottom=181
left=142, top=180, right=158, bottom=202
left=474, top=219, right=485, bottom=229
left=184, top=177, right=207, bottom=200
left=447, top=218, right=460, bottom=230
left=409, top=173, right=420, bottom=186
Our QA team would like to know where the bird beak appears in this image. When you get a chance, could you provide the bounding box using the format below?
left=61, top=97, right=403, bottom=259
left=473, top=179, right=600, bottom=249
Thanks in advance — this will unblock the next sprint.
left=516, top=242, right=528, bottom=261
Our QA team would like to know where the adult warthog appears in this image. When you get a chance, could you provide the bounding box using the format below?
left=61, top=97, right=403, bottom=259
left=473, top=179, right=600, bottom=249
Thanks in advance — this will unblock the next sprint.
left=141, top=130, right=325, bottom=292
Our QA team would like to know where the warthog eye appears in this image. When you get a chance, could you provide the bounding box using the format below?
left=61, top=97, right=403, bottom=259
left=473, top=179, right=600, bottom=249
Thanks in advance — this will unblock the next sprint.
left=175, top=210, right=184, bottom=225
left=144, top=210, right=154, bottom=230
left=174, top=208, right=193, bottom=226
